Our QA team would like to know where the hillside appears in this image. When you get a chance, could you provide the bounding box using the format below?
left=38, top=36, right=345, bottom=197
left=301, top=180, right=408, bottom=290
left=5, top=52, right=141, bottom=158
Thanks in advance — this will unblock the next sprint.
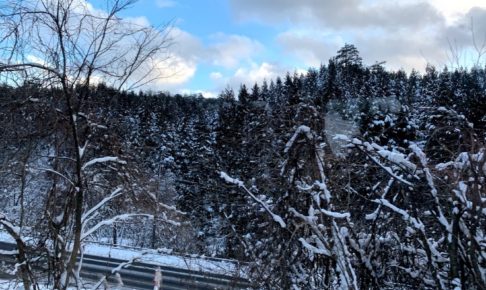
left=2, top=44, right=486, bottom=288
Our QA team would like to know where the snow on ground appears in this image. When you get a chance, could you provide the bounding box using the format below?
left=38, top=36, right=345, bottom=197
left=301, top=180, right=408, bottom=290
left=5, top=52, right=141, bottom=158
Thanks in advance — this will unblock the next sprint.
left=0, top=231, right=246, bottom=278
left=0, top=232, right=15, bottom=243
left=82, top=242, right=246, bottom=276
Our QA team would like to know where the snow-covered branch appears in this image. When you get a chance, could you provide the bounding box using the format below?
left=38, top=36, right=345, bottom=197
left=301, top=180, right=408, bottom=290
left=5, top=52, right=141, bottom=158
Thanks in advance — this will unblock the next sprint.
left=81, top=156, right=127, bottom=171
left=353, top=143, right=413, bottom=187
left=219, top=172, right=244, bottom=187
left=0, top=214, right=20, bottom=238
left=284, top=125, right=313, bottom=154
left=31, top=167, right=75, bottom=186
left=82, top=214, right=154, bottom=240
left=373, top=198, right=424, bottom=230
left=82, top=188, right=123, bottom=224
left=220, top=172, right=286, bottom=228
left=409, top=143, right=450, bottom=230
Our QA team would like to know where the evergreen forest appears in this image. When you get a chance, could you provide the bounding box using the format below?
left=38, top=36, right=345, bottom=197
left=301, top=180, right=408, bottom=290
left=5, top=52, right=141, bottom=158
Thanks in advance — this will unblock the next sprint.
left=2, top=44, right=486, bottom=289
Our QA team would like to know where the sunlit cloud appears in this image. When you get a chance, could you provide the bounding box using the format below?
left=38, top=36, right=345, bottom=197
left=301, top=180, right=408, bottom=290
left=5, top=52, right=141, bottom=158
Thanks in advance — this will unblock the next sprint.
left=205, top=33, right=264, bottom=68
left=152, top=55, right=197, bottom=86
left=428, top=0, right=486, bottom=24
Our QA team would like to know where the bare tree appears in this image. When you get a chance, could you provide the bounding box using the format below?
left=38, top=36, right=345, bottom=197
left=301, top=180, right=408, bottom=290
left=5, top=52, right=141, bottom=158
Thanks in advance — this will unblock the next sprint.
left=446, top=16, right=486, bottom=69
left=0, top=0, right=172, bottom=289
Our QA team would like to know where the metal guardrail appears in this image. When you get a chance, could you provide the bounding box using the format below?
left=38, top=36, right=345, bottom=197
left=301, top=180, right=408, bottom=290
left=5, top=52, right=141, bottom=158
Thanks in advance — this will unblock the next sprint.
left=84, top=239, right=244, bottom=266
left=79, top=254, right=251, bottom=290
left=0, top=241, right=252, bottom=290
left=0, top=230, right=244, bottom=266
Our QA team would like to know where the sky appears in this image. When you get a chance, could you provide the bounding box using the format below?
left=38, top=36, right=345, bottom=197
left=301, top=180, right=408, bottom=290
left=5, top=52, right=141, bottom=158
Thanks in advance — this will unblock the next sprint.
left=89, top=0, right=486, bottom=97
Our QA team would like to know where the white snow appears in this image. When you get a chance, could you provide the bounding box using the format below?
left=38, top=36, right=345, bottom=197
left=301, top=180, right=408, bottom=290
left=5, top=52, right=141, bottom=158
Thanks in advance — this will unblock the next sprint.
left=82, top=157, right=127, bottom=171
left=298, top=237, right=331, bottom=256
left=82, top=242, right=245, bottom=276
left=219, top=171, right=244, bottom=187
left=324, top=106, right=359, bottom=157
left=78, top=141, right=88, bottom=159
left=83, top=214, right=144, bottom=240
left=82, top=188, right=124, bottom=223
left=284, top=125, right=313, bottom=154
left=332, top=134, right=351, bottom=142
left=0, top=231, right=15, bottom=243
left=376, top=149, right=416, bottom=172
left=220, top=172, right=286, bottom=228
left=0, top=249, right=18, bottom=255
left=0, top=232, right=246, bottom=278
left=0, top=219, right=20, bottom=237
left=320, top=209, right=350, bottom=219
left=374, top=198, right=424, bottom=230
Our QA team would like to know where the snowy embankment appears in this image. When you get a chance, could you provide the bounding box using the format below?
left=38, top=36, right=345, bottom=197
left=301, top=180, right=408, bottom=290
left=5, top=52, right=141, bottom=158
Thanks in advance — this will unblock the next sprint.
left=82, top=242, right=246, bottom=276
left=0, top=231, right=246, bottom=278
left=0, top=279, right=126, bottom=290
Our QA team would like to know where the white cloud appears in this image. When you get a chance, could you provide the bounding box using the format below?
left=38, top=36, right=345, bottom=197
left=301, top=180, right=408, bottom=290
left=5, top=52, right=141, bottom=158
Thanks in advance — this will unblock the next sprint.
left=166, top=29, right=264, bottom=70
left=26, top=54, right=48, bottom=66
left=277, top=29, right=343, bottom=67
left=130, top=26, right=271, bottom=92
left=354, top=28, right=449, bottom=70
left=229, top=0, right=486, bottom=72
left=233, top=62, right=281, bottom=83
left=167, top=27, right=203, bottom=61
left=156, top=0, right=177, bottom=8
left=206, top=33, right=264, bottom=68
left=230, top=0, right=443, bottom=31
left=151, top=27, right=269, bottom=87
left=210, top=62, right=292, bottom=91
left=210, top=72, right=223, bottom=80
left=152, top=54, right=197, bottom=86
left=275, top=26, right=445, bottom=72
left=179, top=89, right=218, bottom=98
left=429, top=0, right=486, bottom=24
left=130, top=27, right=201, bottom=90
left=95, top=1, right=486, bottom=93
left=124, top=16, right=151, bottom=27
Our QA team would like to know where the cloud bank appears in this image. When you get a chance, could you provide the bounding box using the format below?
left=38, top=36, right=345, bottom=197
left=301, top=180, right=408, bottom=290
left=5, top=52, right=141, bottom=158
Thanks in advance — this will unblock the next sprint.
left=230, top=0, right=486, bottom=71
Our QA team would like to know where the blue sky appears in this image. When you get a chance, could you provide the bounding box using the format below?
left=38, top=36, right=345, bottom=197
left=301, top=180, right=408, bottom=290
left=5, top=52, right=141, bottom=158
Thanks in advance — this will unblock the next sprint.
left=90, top=0, right=486, bottom=97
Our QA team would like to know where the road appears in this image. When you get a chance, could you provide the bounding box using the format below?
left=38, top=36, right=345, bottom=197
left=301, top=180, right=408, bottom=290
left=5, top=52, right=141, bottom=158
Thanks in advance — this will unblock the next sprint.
left=0, top=241, right=251, bottom=290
